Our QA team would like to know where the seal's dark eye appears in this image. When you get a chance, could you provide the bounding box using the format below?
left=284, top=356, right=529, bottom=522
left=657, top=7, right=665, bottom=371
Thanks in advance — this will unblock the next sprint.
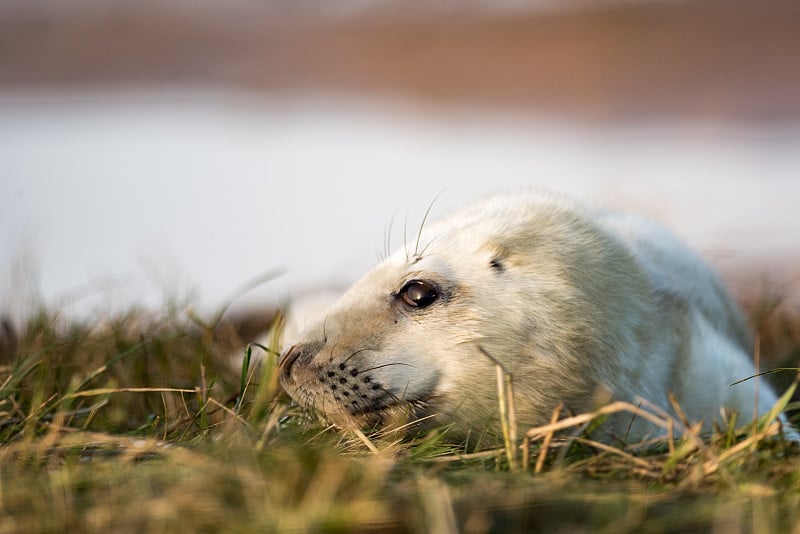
left=398, top=280, right=438, bottom=308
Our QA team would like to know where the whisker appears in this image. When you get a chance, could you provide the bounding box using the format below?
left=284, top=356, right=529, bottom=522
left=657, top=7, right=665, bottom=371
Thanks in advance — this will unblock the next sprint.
left=359, top=362, right=416, bottom=374
left=403, top=210, right=410, bottom=262
left=417, top=233, right=442, bottom=259
left=342, top=347, right=376, bottom=365
left=322, top=313, right=330, bottom=344
left=327, top=342, right=340, bottom=363
left=414, top=190, right=445, bottom=257
left=385, top=211, right=397, bottom=261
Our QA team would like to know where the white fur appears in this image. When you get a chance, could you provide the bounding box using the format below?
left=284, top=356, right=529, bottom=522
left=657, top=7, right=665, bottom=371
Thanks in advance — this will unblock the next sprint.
left=279, top=191, right=793, bottom=442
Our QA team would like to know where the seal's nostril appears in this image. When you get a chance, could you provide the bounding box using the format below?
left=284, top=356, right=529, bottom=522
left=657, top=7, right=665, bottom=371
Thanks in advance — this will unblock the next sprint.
left=279, top=341, right=323, bottom=384
left=279, top=345, right=302, bottom=381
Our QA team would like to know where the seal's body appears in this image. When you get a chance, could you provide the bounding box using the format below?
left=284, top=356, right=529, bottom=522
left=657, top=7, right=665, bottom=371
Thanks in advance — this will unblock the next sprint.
left=280, top=192, right=786, bottom=441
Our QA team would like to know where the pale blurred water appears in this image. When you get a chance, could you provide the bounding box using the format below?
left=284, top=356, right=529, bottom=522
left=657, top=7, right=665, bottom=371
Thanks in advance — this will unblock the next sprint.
left=1, top=90, right=799, bottom=322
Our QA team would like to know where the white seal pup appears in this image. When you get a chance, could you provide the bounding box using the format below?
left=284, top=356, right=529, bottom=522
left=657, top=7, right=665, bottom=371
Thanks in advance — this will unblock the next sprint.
left=279, top=191, right=791, bottom=442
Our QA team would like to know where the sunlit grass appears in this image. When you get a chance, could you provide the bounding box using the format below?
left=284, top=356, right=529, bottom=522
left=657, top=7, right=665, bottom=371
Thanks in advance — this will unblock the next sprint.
left=0, top=303, right=798, bottom=533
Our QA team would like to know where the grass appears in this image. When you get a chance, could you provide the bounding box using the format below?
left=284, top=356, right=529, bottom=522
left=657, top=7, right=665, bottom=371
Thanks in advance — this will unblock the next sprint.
left=1, top=302, right=799, bottom=533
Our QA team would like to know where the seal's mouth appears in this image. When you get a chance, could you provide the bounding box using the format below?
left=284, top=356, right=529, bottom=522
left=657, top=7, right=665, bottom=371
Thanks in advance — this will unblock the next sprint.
left=342, top=394, right=438, bottom=433
left=285, top=379, right=438, bottom=431
left=326, top=385, right=434, bottom=423
left=348, top=394, right=433, bottom=418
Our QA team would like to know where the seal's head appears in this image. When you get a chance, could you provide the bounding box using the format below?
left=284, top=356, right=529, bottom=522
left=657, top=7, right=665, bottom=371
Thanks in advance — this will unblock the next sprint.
left=279, top=192, right=655, bottom=437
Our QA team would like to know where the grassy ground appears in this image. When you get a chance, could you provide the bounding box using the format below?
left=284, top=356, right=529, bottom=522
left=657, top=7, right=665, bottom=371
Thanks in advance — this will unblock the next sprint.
left=1, top=303, right=799, bottom=533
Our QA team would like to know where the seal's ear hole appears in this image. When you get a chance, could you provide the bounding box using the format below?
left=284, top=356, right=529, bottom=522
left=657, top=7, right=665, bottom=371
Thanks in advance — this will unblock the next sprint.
left=398, top=280, right=439, bottom=309
left=483, top=241, right=512, bottom=273
left=489, top=257, right=505, bottom=273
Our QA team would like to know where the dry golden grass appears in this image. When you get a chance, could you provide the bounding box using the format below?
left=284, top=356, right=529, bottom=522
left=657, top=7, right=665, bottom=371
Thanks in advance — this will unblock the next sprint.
left=1, top=303, right=799, bottom=533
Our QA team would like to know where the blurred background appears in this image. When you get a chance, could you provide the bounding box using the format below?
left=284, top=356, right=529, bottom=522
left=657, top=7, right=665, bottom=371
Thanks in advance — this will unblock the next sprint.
left=1, top=1, right=799, bottom=355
